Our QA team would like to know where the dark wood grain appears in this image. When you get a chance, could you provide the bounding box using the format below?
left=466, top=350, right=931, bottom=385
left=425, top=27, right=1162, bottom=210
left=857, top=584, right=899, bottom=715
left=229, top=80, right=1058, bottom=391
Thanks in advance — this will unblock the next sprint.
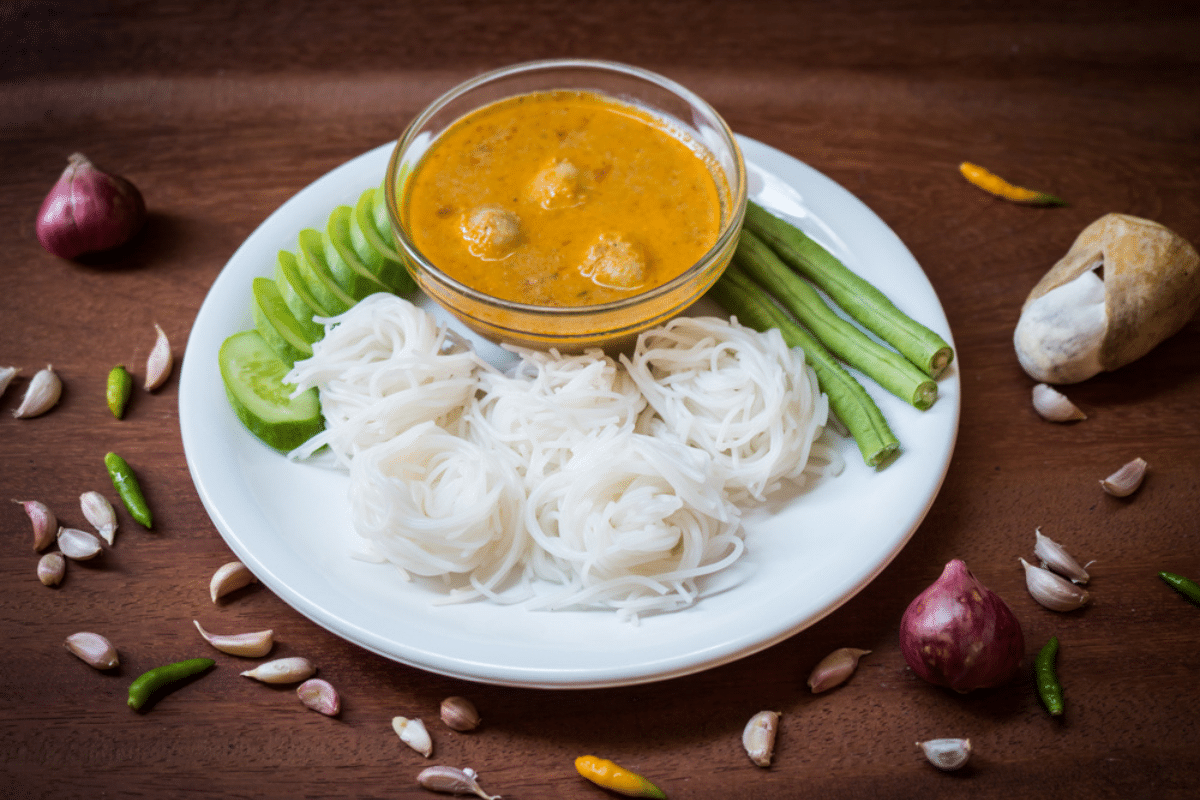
left=3, top=2, right=1199, bottom=798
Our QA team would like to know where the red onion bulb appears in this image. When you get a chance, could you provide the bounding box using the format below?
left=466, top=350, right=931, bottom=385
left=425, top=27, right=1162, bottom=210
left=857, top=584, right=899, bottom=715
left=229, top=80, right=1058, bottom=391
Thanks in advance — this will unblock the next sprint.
left=900, top=559, right=1025, bottom=692
left=36, top=152, right=146, bottom=259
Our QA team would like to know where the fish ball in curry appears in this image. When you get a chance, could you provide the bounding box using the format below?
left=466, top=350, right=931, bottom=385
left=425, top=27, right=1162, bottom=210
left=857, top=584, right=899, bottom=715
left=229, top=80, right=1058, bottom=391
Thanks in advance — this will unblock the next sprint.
left=530, top=159, right=586, bottom=210
left=462, top=205, right=522, bottom=260
left=582, top=233, right=647, bottom=290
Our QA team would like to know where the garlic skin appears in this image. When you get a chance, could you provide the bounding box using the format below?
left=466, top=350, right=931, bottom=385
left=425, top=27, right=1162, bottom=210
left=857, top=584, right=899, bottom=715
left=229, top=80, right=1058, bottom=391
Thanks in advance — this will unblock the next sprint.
left=1019, top=557, right=1091, bottom=611
left=36, top=152, right=146, bottom=259
left=12, top=365, right=62, bottom=418
left=57, top=526, right=103, bottom=560
left=38, top=552, right=66, bottom=586
left=416, top=766, right=499, bottom=800
left=15, top=499, right=57, bottom=551
left=65, top=632, right=119, bottom=670
left=807, top=647, right=871, bottom=693
left=1034, top=528, right=1090, bottom=584
left=193, top=620, right=274, bottom=657
left=297, top=678, right=341, bottom=716
left=742, top=710, right=780, bottom=767
left=240, top=656, right=316, bottom=684
left=440, top=696, right=481, bottom=732
left=1031, top=383, right=1087, bottom=422
left=145, top=324, right=173, bottom=391
left=393, top=716, right=434, bottom=758
left=0, top=366, right=18, bottom=398
left=918, top=738, right=971, bottom=771
left=1100, top=457, right=1148, bottom=497
left=209, top=560, right=257, bottom=603
left=80, top=491, right=117, bottom=545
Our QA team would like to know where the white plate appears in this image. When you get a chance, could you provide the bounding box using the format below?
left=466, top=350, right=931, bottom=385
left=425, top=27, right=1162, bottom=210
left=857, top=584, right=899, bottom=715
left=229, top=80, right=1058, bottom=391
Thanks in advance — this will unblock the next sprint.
left=179, top=135, right=959, bottom=689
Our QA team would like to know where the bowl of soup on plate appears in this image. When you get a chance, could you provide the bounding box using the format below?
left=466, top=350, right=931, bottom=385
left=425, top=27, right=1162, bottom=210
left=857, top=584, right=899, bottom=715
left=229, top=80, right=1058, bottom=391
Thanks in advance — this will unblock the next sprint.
left=385, top=59, right=747, bottom=350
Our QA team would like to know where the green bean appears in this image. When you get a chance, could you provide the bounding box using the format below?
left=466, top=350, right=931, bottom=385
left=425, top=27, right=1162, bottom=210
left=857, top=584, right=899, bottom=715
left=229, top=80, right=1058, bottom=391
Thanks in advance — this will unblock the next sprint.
left=106, top=364, right=133, bottom=419
left=1034, top=636, right=1064, bottom=716
left=1160, top=571, right=1200, bottom=605
left=743, top=201, right=954, bottom=378
left=709, top=265, right=900, bottom=467
left=734, top=229, right=938, bottom=410
left=104, top=451, right=153, bottom=529
left=128, top=657, right=215, bottom=710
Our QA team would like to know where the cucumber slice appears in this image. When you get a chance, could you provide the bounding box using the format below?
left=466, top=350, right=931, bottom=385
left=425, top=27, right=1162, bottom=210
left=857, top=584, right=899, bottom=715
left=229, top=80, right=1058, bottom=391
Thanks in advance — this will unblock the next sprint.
left=297, top=228, right=355, bottom=315
left=219, top=329, right=323, bottom=452
left=370, top=180, right=400, bottom=248
left=252, top=276, right=314, bottom=365
left=350, top=188, right=415, bottom=294
left=273, top=250, right=327, bottom=341
left=323, top=205, right=389, bottom=300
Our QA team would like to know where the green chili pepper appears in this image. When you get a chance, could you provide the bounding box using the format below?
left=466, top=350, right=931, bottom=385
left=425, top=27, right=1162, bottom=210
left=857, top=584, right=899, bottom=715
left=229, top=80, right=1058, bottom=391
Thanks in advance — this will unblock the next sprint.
left=1160, top=571, right=1200, bottom=605
left=104, top=451, right=153, bottom=529
left=127, top=657, right=215, bottom=710
left=1035, top=636, right=1064, bottom=717
left=106, top=364, right=133, bottom=419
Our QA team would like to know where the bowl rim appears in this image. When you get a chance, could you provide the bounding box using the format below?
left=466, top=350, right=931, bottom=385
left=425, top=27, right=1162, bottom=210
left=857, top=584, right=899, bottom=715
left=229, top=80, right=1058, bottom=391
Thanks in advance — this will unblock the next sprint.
left=384, top=57, right=748, bottom=319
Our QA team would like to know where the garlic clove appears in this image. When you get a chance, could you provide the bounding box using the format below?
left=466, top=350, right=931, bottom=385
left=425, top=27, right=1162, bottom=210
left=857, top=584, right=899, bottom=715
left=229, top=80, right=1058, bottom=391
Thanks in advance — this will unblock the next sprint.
left=80, top=491, right=118, bottom=545
left=15, top=499, right=57, bottom=551
left=1019, top=557, right=1091, bottom=611
left=1031, top=383, right=1087, bottom=422
left=57, top=526, right=103, bottom=560
left=742, top=710, right=780, bottom=768
left=193, top=619, right=274, bottom=657
left=65, top=632, right=119, bottom=670
left=440, top=696, right=481, bottom=732
left=145, top=323, right=173, bottom=391
left=297, top=678, right=341, bottom=716
left=416, top=766, right=499, bottom=800
left=38, top=551, right=66, bottom=586
left=240, top=656, right=315, bottom=684
left=1100, top=457, right=1147, bottom=497
left=13, top=365, right=62, bottom=419
left=1034, top=527, right=1090, bottom=584
left=209, top=560, right=258, bottom=603
left=0, top=366, right=18, bottom=398
left=807, top=647, right=871, bottom=693
left=918, top=738, right=971, bottom=771
left=393, top=716, right=434, bottom=757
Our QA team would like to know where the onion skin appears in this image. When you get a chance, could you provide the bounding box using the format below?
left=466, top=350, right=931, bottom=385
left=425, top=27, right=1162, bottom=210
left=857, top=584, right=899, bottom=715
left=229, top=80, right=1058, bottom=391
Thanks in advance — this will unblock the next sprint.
left=36, top=153, right=146, bottom=259
left=900, top=559, right=1025, bottom=692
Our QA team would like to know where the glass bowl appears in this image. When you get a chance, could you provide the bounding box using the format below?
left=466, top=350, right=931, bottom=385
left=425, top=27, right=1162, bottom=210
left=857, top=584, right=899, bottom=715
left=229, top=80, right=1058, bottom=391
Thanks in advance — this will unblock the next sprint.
left=385, top=58, right=747, bottom=351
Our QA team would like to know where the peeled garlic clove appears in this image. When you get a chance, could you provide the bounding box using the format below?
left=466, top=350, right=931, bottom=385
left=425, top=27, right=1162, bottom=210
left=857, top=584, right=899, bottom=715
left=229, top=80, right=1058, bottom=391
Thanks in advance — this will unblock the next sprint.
left=209, top=560, right=257, bottom=603
left=1100, top=457, right=1147, bottom=497
left=240, top=656, right=315, bottom=684
left=440, top=696, right=481, bottom=732
left=807, top=647, right=871, bottom=693
left=80, top=491, right=117, bottom=545
left=145, top=323, right=173, bottom=391
left=0, top=366, right=18, bottom=398
left=918, top=738, right=971, bottom=771
left=57, top=526, right=103, bottom=560
left=13, top=365, right=62, bottom=418
left=393, top=716, right=434, bottom=758
left=1019, top=557, right=1091, bottom=611
left=65, top=632, right=119, bottom=670
left=1031, top=383, right=1086, bottom=422
left=416, top=766, right=499, bottom=800
left=742, top=710, right=780, bottom=768
left=15, top=499, right=57, bottom=551
left=1034, top=527, right=1090, bottom=584
left=193, top=619, right=274, bottom=657
left=297, top=678, right=341, bottom=716
left=38, top=551, right=66, bottom=586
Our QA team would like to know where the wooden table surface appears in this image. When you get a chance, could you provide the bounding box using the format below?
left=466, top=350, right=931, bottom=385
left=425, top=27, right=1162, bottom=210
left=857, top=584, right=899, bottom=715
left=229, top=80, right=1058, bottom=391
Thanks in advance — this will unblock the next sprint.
left=3, top=2, right=1198, bottom=798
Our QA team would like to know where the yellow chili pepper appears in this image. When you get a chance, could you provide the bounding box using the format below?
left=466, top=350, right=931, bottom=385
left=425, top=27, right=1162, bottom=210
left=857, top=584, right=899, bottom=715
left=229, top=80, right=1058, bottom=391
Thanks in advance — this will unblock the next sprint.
left=959, top=161, right=1065, bottom=206
left=575, top=755, right=667, bottom=799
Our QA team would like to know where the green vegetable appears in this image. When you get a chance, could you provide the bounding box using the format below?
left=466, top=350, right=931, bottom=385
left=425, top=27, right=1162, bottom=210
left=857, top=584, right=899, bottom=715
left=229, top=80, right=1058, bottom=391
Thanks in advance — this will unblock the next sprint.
left=218, top=329, right=324, bottom=451
left=128, top=657, right=215, bottom=710
left=252, top=276, right=315, bottom=366
left=743, top=201, right=954, bottom=378
left=296, top=228, right=356, bottom=315
left=274, top=250, right=330, bottom=340
left=734, top=229, right=938, bottom=410
left=324, top=205, right=390, bottom=301
left=709, top=265, right=900, bottom=467
left=104, top=451, right=152, bottom=528
left=1160, top=571, right=1200, bottom=605
left=1034, top=636, right=1064, bottom=716
left=351, top=187, right=414, bottom=293
left=106, top=364, right=132, bottom=419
